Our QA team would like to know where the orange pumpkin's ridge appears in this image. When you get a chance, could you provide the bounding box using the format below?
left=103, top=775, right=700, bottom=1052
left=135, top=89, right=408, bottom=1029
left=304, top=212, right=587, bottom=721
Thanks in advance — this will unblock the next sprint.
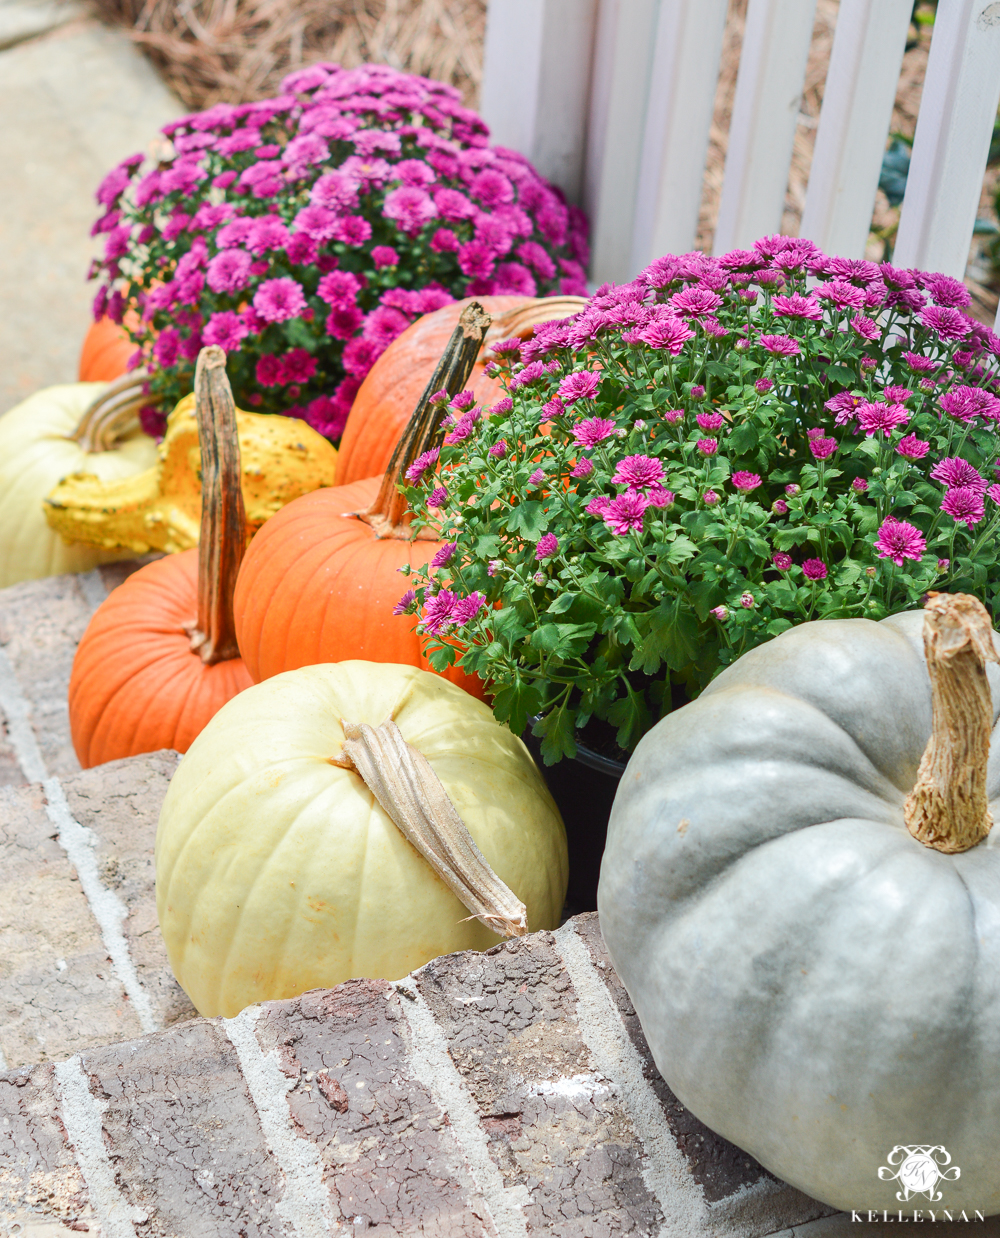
left=78, top=317, right=135, bottom=383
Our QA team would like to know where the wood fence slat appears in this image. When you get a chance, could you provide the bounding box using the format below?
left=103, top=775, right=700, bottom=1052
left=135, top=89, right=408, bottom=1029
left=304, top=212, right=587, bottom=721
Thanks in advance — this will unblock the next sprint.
left=630, top=0, right=729, bottom=271
left=799, top=0, right=912, bottom=259
left=585, top=0, right=660, bottom=286
left=712, top=0, right=818, bottom=254
left=893, top=0, right=1000, bottom=278
left=479, top=0, right=599, bottom=206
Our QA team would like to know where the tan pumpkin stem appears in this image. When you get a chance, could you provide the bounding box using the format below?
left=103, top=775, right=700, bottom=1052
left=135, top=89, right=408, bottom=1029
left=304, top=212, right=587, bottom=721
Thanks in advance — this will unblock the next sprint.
left=904, top=592, right=999, bottom=853
left=357, top=301, right=492, bottom=539
left=330, top=718, right=528, bottom=938
left=184, top=347, right=246, bottom=665
left=68, top=369, right=163, bottom=452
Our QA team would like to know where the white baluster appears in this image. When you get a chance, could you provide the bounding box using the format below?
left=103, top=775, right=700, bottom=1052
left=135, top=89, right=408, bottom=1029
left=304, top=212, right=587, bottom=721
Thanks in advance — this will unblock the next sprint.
left=712, top=0, right=818, bottom=254
left=630, top=0, right=729, bottom=270
left=894, top=0, right=1000, bottom=277
left=799, top=0, right=912, bottom=259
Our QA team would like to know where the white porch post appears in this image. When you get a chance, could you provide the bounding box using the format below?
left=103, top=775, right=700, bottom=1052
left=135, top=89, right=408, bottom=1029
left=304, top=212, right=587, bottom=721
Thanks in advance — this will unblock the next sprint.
left=629, top=0, right=729, bottom=271
left=479, top=0, right=599, bottom=205
left=893, top=0, right=1000, bottom=278
left=711, top=0, right=818, bottom=254
left=799, top=0, right=912, bottom=259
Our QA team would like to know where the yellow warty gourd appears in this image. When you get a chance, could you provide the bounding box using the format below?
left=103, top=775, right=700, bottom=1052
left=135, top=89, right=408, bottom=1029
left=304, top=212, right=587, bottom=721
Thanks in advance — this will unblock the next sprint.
left=44, top=392, right=339, bottom=555
left=156, top=661, right=568, bottom=1018
left=0, top=382, right=158, bottom=588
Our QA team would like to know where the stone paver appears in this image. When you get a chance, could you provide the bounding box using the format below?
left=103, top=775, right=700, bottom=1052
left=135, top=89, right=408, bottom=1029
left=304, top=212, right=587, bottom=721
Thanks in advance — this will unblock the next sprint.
left=0, top=16, right=181, bottom=414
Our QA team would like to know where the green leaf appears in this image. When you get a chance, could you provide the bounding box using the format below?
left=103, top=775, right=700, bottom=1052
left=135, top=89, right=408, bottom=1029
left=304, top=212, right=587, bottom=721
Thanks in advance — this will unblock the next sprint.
left=505, top=501, right=548, bottom=540
left=283, top=317, right=319, bottom=352
left=728, top=422, right=758, bottom=455
left=545, top=591, right=578, bottom=615
left=607, top=689, right=648, bottom=752
left=665, top=534, right=697, bottom=566
left=530, top=622, right=599, bottom=657
left=490, top=680, right=544, bottom=736
left=535, top=706, right=578, bottom=765
left=826, top=365, right=855, bottom=386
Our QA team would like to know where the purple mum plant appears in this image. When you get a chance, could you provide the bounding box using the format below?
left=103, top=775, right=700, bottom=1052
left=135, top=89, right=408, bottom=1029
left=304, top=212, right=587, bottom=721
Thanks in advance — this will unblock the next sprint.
left=89, top=62, right=589, bottom=442
left=400, top=236, right=1000, bottom=763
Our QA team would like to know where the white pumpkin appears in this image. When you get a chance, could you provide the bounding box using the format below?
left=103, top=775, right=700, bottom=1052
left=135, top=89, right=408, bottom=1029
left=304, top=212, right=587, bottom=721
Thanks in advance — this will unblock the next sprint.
left=599, top=595, right=1000, bottom=1216
left=156, top=660, right=568, bottom=1017
left=0, top=382, right=157, bottom=587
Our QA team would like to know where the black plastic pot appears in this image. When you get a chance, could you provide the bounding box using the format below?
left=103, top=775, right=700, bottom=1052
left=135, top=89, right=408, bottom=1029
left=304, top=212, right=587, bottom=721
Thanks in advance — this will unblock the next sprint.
left=522, top=719, right=627, bottom=916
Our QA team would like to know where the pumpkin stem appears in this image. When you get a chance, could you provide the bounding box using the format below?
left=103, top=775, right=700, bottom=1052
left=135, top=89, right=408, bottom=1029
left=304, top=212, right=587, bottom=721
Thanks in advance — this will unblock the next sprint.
left=184, top=347, right=247, bottom=665
left=357, top=301, right=492, bottom=539
left=330, top=718, right=528, bottom=938
left=68, top=369, right=163, bottom=452
left=904, top=591, right=999, bottom=853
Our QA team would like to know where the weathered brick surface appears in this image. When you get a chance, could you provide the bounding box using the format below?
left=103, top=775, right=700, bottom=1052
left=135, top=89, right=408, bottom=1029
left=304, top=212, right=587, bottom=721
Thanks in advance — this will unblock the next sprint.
left=0, top=573, right=100, bottom=779
left=82, top=1018, right=287, bottom=1237
left=62, top=749, right=195, bottom=1030
left=0, top=781, right=143, bottom=1070
left=417, top=931, right=662, bottom=1237
left=0, top=1062, right=97, bottom=1232
left=253, top=978, right=490, bottom=1236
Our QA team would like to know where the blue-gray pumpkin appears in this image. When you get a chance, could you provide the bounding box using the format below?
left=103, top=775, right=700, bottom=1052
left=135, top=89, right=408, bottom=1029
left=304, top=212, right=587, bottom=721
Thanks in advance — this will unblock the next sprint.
left=598, top=594, right=1000, bottom=1214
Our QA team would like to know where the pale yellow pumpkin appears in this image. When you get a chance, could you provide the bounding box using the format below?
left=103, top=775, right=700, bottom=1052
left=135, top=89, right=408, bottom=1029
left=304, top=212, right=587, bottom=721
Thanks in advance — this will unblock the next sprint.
left=156, top=661, right=568, bottom=1017
left=44, top=392, right=339, bottom=555
left=0, top=383, right=158, bottom=587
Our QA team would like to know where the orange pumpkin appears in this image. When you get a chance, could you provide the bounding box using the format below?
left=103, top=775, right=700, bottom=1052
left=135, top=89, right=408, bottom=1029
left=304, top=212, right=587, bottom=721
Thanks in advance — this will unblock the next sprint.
left=233, top=303, right=494, bottom=693
left=335, top=294, right=586, bottom=486
left=78, top=317, right=134, bottom=383
left=69, top=346, right=253, bottom=767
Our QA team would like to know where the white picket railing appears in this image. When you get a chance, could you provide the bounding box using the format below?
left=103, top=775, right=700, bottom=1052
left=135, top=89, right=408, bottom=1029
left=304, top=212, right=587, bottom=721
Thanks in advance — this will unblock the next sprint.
left=480, top=0, right=1000, bottom=328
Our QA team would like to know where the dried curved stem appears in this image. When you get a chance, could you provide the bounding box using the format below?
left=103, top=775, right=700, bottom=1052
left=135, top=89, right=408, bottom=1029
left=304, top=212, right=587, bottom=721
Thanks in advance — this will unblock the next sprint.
left=68, top=369, right=163, bottom=452
left=904, top=591, right=999, bottom=853
left=331, top=718, right=528, bottom=938
left=357, top=300, right=492, bottom=539
left=183, top=347, right=246, bottom=665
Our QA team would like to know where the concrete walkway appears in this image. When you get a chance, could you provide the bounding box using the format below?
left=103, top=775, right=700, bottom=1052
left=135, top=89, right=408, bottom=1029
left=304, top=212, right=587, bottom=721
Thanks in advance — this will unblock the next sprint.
left=0, top=0, right=181, bottom=416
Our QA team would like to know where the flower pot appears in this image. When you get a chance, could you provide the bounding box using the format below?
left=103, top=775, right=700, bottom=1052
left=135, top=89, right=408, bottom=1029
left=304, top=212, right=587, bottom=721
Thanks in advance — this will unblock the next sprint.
left=523, top=719, right=626, bottom=916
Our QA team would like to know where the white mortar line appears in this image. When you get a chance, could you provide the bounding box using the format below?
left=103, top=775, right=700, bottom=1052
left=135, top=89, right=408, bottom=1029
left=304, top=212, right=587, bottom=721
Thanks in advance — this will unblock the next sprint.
left=555, top=920, right=710, bottom=1238
left=0, top=644, right=158, bottom=1036
left=224, top=1005, right=340, bottom=1238
left=54, top=1055, right=141, bottom=1238
left=396, top=978, right=530, bottom=1238
left=78, top=568, right=110, bottom=612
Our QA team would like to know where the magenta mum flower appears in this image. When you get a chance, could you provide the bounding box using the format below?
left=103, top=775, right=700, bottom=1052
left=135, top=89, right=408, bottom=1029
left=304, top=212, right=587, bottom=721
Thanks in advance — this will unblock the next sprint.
left=528, top=468, right=545, bottom=487
left=422, top=590, right=457, bottom=635
left=771, top=293, right=821, bottom=320
left=857, top=401, right=909, bottom=436
left=703, top=490, right=720, bottom=506
left=603, top=492, right=648, bottom=536
left=771, top=499, right=789, bottom=514
left=535, top=533, right=559, bottom=560
left=640, top=317, right=694, bottom=353
left=428, top=486, right=447, bottom=508
left=393, top=589, right=416, bottom=615
left=919, top=305, right=972, bottom=341
left=253, top=277, right=306, bottom=323
left=772, top=552, right=792, bottom=570
left=809, top=437, right=837, bottom=460
left=572, top=417, right=616, bottom=448
left=558, top=370, right=601, bottom=403
left=930, top=457, right=987, bottom=491
left=453, top=592, right=487, bottom=626
left=431, top=543, right=456, bottom=568
left=647, top=486, right=674, bottom=509
left=850, top=314, right=880, bottom=341
left=696, top=412, right=724, bottom=431
left=755, top=378, right=774, bottom=394
left=612, top=454, right=665, bottom=492
left=731, top=470, right=761, bottom=492
left=875, top=518, right=926, bottom=566
left=852, top=477, right=868, bottom=493
left=206, top=248, right=252, bottom=294
left=202, top=311, right=249, bottom=351
left=571, top=457, right=594, bottom=479
left=489, top=440, right=507, bottom=458
left=801, top=558, right=828, bottom=581
left=896, top=435, right=930, bottom=460
left=696, top=438, right=718, bottom=456
left=941, top=486, right=985, bottom=527
left=585, top=496, right=611, bottom=517
left=405, top=447, right=440, bottom=484
left=758, top=334, right=800, bottom=356
left=383, top=186, right=436, bottom=234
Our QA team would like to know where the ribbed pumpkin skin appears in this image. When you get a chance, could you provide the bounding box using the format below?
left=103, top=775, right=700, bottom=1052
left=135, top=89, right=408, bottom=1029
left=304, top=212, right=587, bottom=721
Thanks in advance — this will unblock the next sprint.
left=78, top=317, right=133, bottom=382
left=0, top=384, right=158, bottom=588
left=233, top=477, right=483, bottom=698
left=69, top=551, right=253, bottom=768
left=155, top=661, right=568, bottom=1017
left=335, top=295, right=527, bottom=486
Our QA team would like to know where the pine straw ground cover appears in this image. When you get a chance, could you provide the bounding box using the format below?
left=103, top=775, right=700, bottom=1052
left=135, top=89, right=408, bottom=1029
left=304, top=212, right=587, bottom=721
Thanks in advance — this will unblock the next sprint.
left=89, top=0, right=486, bottom=110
